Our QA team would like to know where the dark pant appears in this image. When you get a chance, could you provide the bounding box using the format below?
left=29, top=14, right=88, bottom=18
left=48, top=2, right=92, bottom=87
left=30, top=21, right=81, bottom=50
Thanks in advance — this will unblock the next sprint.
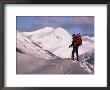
left=72, top=45, right=79, bottom=60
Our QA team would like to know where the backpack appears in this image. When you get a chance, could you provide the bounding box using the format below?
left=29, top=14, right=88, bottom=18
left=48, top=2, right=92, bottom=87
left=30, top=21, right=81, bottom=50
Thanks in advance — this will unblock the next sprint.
left=75, top=34, right=82, bottom=46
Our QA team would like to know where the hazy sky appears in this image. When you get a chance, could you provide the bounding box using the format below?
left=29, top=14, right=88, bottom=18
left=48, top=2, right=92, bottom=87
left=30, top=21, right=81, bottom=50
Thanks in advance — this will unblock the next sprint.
left=16, top=16, right=94, bottom=36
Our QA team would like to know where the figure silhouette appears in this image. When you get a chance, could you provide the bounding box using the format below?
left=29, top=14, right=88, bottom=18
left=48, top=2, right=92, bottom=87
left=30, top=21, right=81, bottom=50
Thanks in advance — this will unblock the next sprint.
left=69, top=33, right=82, bottom=61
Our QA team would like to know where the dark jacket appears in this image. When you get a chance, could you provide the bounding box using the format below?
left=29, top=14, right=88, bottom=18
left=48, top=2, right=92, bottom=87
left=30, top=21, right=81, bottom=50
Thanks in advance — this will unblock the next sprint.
left=69, top=36, right=76, bottom=48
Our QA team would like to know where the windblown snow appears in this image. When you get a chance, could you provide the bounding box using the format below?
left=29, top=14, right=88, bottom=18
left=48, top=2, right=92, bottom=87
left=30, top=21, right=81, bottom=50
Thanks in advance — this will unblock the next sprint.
left=16, top=27, right=94, bottom=74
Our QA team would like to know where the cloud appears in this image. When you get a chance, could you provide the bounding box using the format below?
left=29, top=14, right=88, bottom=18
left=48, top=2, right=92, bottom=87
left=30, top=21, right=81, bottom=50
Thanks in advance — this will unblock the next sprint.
left=17, top=16, right=94, bottom=33
left=71, top=16, right=94, bottom=25
left=33, top=16, right=65, bottom=23
left=34, top=16, right=94, bottom=30
left=63, top=16, right=94, bottom=31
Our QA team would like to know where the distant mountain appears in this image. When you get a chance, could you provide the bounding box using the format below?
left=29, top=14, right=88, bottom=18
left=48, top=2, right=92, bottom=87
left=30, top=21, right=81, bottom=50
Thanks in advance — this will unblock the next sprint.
left=19, top=27, right=94, bottom=58
left=17, top=32, right=58, bottom=59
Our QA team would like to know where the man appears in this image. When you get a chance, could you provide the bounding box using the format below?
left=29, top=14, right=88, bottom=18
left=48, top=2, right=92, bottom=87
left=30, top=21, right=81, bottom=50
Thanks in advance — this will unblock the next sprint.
left=69, top=33, right=82, bottom=61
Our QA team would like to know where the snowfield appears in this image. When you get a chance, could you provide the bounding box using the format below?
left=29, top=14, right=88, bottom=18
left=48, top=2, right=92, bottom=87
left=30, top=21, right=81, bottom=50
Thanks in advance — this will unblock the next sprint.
left=16, top=51, right=94, bottom=74
left=16, top=27, right=94, bottom=74
left=17, top=32, right=58, bottom=59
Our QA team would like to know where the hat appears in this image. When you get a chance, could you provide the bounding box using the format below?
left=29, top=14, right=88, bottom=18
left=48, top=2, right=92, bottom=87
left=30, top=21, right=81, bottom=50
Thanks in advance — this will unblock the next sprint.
left=72, top=34, right=75, bottom=37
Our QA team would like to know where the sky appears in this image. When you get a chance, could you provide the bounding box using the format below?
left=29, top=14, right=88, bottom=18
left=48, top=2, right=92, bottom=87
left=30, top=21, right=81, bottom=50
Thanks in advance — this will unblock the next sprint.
left=16, top=16, right=94, bottom=36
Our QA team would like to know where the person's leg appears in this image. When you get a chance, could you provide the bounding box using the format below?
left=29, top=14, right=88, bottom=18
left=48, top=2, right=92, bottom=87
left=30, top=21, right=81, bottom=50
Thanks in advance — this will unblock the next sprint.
left=72, top=48, right=75, bottom=60
left=76, top=46, right=79, bottom=61
left=72, top=49, right=74, bottom=60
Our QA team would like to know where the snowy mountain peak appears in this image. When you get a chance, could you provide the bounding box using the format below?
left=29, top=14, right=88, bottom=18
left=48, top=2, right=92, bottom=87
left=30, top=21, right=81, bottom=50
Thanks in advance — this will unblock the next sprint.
left=17, top=27, right=94, bottom=58
left=43, top=27, right=54, bottom=30
left=55, top=27, right=68, bottom=34
left=16, top=32, right=58, bottom=59
left=51, top=27, right=71, bottom=40
left=36, top=27, right=54, bottom=33
left=56, top=27, right=65, bottom=31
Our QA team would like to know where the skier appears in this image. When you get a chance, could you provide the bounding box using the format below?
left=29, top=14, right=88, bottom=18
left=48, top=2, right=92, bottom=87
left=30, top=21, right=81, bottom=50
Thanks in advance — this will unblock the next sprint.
left=69, top=33, right=82, bottom=61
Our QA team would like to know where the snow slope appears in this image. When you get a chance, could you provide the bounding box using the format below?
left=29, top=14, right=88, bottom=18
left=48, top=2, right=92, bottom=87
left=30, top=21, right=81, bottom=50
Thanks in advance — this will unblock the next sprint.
left=17, top=32, right=58, bottom=59
left=16, top=52, right=94, bottom=74
left=20, top=27, right=94, bottom=58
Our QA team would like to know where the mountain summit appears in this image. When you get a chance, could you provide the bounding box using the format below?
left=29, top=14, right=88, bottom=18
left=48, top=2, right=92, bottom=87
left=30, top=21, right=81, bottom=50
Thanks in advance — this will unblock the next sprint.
left=17, top=27, right=94, bottom=58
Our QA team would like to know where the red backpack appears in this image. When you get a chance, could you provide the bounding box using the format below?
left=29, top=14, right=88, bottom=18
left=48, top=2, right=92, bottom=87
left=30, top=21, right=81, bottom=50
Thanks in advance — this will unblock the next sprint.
left=75, top=34, right=82, bottom=46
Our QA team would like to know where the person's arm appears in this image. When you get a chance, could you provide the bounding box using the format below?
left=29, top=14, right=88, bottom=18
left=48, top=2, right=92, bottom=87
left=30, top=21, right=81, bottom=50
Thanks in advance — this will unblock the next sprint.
left=69, top=41, right=74, bottom=48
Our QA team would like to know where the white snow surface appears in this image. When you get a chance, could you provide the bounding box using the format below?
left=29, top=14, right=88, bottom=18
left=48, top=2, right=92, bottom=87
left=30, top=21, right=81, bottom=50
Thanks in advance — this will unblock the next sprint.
left=17, top=32, right=57, bottom=59
left=17, top=27, right=94, bottom=58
